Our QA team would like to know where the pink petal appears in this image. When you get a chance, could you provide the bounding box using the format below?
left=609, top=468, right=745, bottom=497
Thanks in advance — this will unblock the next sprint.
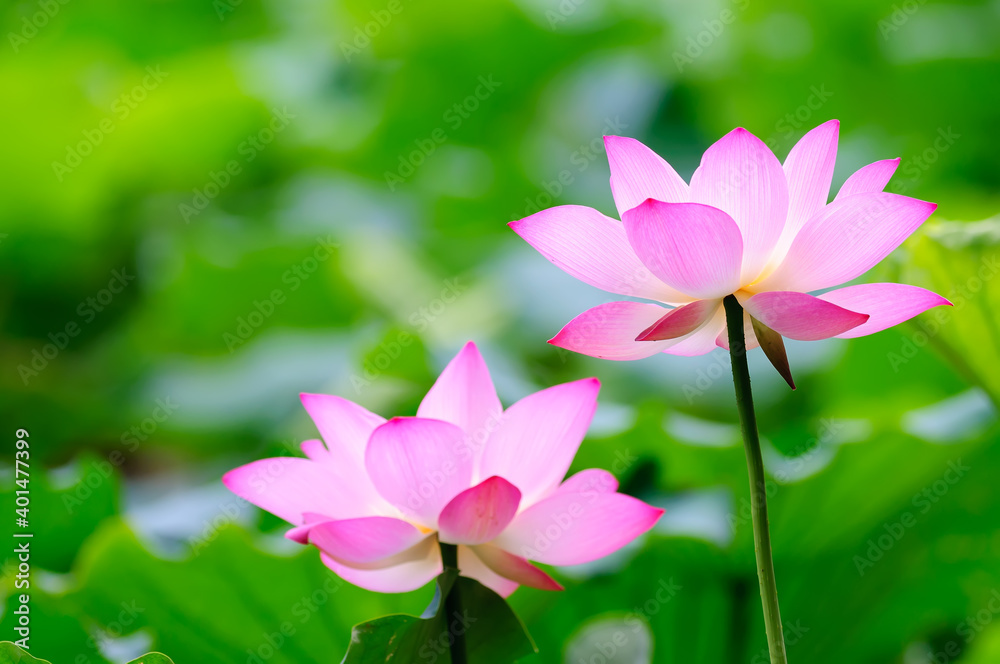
left=775, top=120, right=839, bottom=259
left=604, top=135, right=689, bottom=217
left=308, top=517, right=430, bottom=569
left=689, top=127, right=789, bottom=282
left=297, top=396, right=397, bottom=516
left=285, top=525, right=313, bottom=544
left=494, top=492, right=663, bottom=566
left=223, top=457, right=368, bottom=524
left=817, top=282, right=952, bottom=338
left=835, top=158, right=900, bottom=200
left=458, top=545, right=520, bottom=598
left=743, top=291, right=869, bottom=341
left=636, top=298, right=721, bottom=341
left=320, top=539, right=441, bottom=594
left=556, top=469, right=619, bottom=495
left=364, top=417, right=474, bottom=527
left=663, top=307, right=728, bottom=356
left=417, top=342, right=503, bottom=452
left=479, top=378, right=599, bottom=508
left=300, top=439, right=327, bottom=461
left=757, top=192, right=937, bottom=293
left=716, top=310, right=760, bottom=352
left=509, top=205, right=691, bottom=303
left=471, top=544, right=563, bottom=591
left=439, top=477, right=521, bottom=545
left=285, top=512, right=330, bottom=544
left=622, top=200, right=744, bottom=299
left=300, top=393, right=385, bottom=470
left=549, top=301, right=677, bottom=361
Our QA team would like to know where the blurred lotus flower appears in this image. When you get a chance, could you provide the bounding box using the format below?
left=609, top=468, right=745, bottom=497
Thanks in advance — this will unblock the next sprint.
left=223, top=342, right=662, bottom=596
left=510, top=120, right=951, bottom=387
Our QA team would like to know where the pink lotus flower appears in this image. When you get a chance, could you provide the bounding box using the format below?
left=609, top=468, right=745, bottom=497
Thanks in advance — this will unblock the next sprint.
left=223, top=342, right=662, bottom=596
left=510, top=120, right=951, bottom=380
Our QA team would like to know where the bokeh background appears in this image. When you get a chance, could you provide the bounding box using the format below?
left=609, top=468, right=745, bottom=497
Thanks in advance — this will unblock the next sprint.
left=2, top=0, right=1000, bottom=661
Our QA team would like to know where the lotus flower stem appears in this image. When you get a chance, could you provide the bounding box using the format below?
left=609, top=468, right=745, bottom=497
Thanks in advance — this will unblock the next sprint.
left=439, top=542, right=468, bottom=664
left=723, top=295, right=787, bottom=664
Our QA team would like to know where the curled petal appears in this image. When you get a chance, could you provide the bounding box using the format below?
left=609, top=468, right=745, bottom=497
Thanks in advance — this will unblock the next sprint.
left=605, top=135, right=689, bottom=217
left=308, top=517, right=430, bottom=569
left=623, top=200, right=743, bottom=299
left=472, top=544, right=563, bottom=591
left=509, top=205, right=690, bottom=303
left=817, top=282, right=952, bottom=338
left=458, top=545, right=520, bottom=598
left=320, top=542, right=441, bottom=594
left=636, top=299, right=721, bottom=341
left=550, top=301, right=677, bottom=361
left=439, top=477, right=521, bottom=545
left=285, top=512, right=330, bottom=544
left=742, top=291, right=869, bottom=341
left=663, top=306, right=727, bottom=356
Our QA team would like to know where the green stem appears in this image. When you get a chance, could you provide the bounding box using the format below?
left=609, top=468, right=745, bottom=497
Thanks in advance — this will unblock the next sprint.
left=439, top=542, right=468, bottom=664
left=723, top=295, right=787, bottom=664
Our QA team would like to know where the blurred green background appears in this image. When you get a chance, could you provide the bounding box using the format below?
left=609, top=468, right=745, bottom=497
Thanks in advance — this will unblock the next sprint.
left=2, top=0, right=1000, bottom=661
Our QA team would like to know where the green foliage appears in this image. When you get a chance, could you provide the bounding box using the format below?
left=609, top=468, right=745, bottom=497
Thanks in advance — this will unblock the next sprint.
left=0, top=642, right=173, bottom=664
left=343, top=571, right=536, bottom=663
left=3, top=0, right=1000, bottom=661
left=0, top=454, right=118, bottom=572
